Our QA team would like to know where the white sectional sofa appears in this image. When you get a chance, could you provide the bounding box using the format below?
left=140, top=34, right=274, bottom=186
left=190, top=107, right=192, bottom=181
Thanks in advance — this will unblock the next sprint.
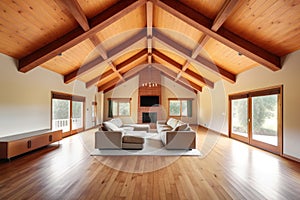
left=95, top=117, right=196, bottom=150
left=156, top=118, right=196, bottom=150
left=102, top=118, right=150, bottom=132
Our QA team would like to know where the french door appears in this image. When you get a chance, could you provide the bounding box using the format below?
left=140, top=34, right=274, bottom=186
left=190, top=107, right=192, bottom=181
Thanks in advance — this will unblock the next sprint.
left=52, top=92, right=85, bottom=137
left=229, top=86, right=283, bottom=155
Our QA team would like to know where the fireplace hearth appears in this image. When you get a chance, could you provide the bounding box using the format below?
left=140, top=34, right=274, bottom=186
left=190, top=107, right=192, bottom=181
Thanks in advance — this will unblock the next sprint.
left=142, top=112, right=157, bottom=123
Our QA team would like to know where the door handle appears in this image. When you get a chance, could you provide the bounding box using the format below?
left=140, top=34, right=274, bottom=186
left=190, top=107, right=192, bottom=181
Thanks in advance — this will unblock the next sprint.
left=27, top=140, right=32, bottom=149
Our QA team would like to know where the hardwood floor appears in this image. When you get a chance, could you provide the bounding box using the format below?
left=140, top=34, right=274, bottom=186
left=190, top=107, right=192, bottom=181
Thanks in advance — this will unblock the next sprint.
left=0, top=126, right=300, bottom=200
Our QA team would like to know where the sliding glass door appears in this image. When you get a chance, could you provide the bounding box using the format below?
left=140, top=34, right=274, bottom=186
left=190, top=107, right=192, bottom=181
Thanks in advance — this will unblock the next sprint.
left=52, top=92, right=85, bottom=137
left=71, top=101, right=84, bottom=134
left=231, top=97, right=249, bottom=143
left=229, top=86, right=282, bottom=155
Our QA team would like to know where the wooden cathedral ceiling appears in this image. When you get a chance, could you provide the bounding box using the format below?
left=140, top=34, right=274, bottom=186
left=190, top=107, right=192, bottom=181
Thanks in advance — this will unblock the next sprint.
left=1, top=0, right=300, bottom=93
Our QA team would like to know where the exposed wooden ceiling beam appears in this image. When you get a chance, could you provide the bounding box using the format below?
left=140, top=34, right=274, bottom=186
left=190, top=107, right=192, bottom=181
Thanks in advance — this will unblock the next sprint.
left=103, top=63, right=149, bottom=93
left=152, top=62, right=202, bottom=92
left=153, top=30, right=236, bottom=83
left=18, top=0, right=146, bottom=73
left=163, top=73, right=197, bottom=93
left=116, top=49, right=148, bottom=71
left=152, top=49, right=214, bottom=88
left=64, top=29, right=146, bottom=84
left=147, top=1, right=154, bottom=64
left=154, top=0, right=281, bottom=71
left=89, top=35, right=108, bottom=59
left=85, top=49, right=147, bottom=88
left=62, top=0, right=90, bottom=31
left=176, top=0, right=239, bottom=81
left=211, top=0, right=239, bottom=31
left=98, top=77, right=120, bottom=92
left=109, top=62, right=125, bottom=83
left=86, top=69, right=114, bottom=88
left=85, top=49, right=148, bottom=88
left=122, top=63, right=149, bottom=79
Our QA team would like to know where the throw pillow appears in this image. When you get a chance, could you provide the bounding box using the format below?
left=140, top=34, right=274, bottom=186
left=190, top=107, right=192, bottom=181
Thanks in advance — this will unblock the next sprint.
left=174, top=123, right=189, bottom=131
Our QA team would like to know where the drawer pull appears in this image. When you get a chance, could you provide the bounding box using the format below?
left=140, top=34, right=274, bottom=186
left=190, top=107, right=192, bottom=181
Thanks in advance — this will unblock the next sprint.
left=27, top=140, right=31, bottom=149
left=49, top=135, right=53, bottom=142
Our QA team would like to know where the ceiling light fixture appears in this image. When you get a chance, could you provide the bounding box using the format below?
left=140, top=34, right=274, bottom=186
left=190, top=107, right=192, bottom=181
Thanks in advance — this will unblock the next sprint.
left=141, top=65, right=158, bottom=87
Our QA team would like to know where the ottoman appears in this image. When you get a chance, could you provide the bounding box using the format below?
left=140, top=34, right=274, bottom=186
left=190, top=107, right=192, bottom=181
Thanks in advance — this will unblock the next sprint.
left=122, top=135, right=145, bottom=150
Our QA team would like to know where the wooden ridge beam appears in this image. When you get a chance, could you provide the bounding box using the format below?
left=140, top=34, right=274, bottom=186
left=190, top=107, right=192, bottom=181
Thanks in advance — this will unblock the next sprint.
left=147, top=1, right=154, bottom=63
left=154, top=0, right=281, bottom=71
left=64, top=29, right=146, bottom=84
left=19, top=0, right=146, bottom=73
left=152, top=49, right=214, bottom=88
left=62, top=0, right=90, bottom=31
left=153, top=30, right=235, bottom=83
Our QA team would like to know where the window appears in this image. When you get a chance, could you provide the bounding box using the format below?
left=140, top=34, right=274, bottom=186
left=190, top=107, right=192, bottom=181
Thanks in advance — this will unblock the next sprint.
left=229, top=86, right=283, bottom=155
left=108, top=98, right=131, bottom=117
left=168, top=98, right=192, bottom=117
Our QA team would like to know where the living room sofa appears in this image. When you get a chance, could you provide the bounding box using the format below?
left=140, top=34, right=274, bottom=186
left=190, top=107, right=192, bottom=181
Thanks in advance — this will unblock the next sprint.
left=95, top=130, right=145, bottom=150
left=95, top=117, right=196, bottom=150
left=156, top=118, right=196, bottom=150
left=102, top=118, right=150, bottom=132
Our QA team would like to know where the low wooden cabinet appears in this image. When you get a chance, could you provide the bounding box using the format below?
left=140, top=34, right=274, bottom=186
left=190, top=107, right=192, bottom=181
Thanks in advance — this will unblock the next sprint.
left=0, top=129, right=62, bottom=159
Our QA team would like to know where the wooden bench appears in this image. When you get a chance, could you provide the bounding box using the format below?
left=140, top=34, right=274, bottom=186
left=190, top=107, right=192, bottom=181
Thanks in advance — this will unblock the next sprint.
left=0, top=129, right=62, bottom=159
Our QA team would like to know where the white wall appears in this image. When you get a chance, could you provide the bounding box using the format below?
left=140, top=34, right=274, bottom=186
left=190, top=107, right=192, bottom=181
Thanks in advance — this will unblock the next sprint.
left=199, top=50, right=300, bottom=159
left=103, top=76, right=139, bottom=123
left=102, top=75, right=198, bottom=124
left=0, top=53, right=97, bottom=137
left=161, top=76, right=198, bottom=124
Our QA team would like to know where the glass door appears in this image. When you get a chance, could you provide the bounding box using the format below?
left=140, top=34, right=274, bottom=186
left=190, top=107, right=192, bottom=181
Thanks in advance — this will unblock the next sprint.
left=52, top=92, right=85, bottom=137
left=71, top=101, right=84, bottom=134
left=229, top=86, right=282, bottom=155
left=230, top=97, right=249, bottom=143
left=52, top=99, right=71, bottom=137
left=250, top=93, right=281, bottom=154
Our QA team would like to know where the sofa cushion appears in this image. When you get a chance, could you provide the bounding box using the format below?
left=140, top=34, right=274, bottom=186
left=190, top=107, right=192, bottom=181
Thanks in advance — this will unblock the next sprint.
left=110, top=118, right=123, bottom=128
left=122, top=126, right=135, bottom=131
left=103, top=121, right=119, bottom=131
left=122, top=136, right=145, bottom=144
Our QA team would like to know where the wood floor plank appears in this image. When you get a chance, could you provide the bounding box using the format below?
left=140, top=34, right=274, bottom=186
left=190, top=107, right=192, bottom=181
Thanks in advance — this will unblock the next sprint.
left=0, top=127, right=300, bottom=199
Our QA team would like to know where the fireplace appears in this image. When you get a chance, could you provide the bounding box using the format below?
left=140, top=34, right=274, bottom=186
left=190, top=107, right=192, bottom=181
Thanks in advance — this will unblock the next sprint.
left=142, top=112, right=157, bottom=123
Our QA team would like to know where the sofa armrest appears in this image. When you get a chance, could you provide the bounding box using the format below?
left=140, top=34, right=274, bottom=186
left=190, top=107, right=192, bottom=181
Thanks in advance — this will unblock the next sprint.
left=165, top=131, right=196, bottom=150
left=95, top=131, right=123, bottom=149
left=156, top=120, right=166, bottom=125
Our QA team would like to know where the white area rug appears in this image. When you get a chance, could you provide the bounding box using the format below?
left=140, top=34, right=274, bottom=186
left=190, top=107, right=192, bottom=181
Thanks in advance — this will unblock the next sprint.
left=90, top=133, right=201, bottom=156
